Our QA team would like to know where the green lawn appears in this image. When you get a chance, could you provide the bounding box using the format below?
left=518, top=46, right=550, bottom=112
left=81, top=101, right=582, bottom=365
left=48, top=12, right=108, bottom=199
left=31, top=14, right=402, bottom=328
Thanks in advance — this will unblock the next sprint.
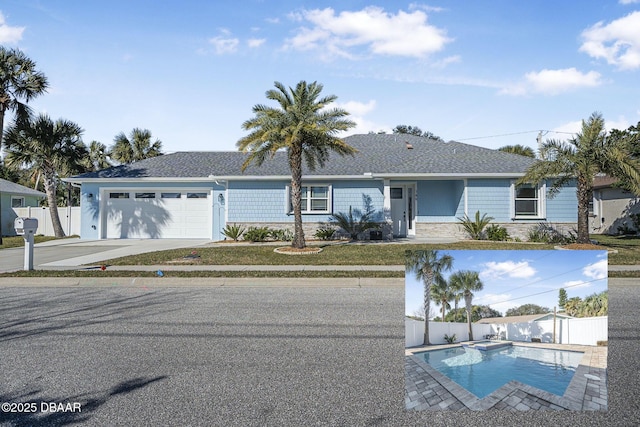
left=0, top=270, right=404, bottom=279
left=590, top=234, right=640, bottom=265
left=100, top=241, right=557, bottom=266
left=0, top=235, right=71, bottom=249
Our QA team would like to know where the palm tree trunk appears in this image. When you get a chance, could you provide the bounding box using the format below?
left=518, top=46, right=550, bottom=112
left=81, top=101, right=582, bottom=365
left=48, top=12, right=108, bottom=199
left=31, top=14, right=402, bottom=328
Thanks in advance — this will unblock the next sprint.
left=465, top=296, right=473, bottom=341
left=423, top=270, right=433, bottom=345
left=43, top=171, right=65, bottom=238
left=289, top=147, right=306, bottom=249
left=0, top=107, right=5, bottom=245
left=576, top=176, right=591, bottom=243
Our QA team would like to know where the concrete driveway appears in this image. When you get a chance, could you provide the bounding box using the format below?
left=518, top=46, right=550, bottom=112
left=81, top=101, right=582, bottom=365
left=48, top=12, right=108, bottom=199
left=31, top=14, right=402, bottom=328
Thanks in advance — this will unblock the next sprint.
left=0, top=238, right=212, bottom=273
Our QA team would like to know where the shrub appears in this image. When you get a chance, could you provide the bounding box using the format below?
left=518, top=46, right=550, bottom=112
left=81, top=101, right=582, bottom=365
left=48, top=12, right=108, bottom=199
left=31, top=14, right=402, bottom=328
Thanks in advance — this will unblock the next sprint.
left=222, top=224, right=245, bottom=241
left=243, top=226, right=271, bottom=242
left=486, top=224, right=509, bottom=241
left=329, top=195, right=380, bottom=240
left=444, top=334, right=457, bottom=344
left=269, top=228, right=294, bottom=242
left=314, top=226, right=336, bottom=241
left=457, top=211, right=494, bottom=240
left=527, top=223, right=576, bottom=244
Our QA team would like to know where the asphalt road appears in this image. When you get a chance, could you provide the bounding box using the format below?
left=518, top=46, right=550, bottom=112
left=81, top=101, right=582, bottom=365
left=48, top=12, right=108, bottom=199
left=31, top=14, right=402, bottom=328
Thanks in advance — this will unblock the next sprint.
left=0, top=279, right=638, bottom=427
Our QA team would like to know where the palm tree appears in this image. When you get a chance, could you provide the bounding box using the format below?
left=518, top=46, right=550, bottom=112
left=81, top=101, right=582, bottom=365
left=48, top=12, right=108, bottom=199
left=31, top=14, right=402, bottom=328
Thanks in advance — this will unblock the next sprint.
left=518, top=112, right=640, bottom=243
left=4, top=114, right=87, bottom=237
left=564, top=297, right=582, bottom=317
left=449, top=270, right=484, bottom=341
left=498, top=144, right=536, bottom=158
left=406, top=250, right=454, bottom=345
left=0, top=47, right=48, bottom=244
left=431, top=278, right=454, bottom=322
left=237, top=81, right=357, bottom=249
left=448, top=275, right=465, bottom=322
left=110, top=128, right=163, bottom=164
left=86, top=140, right=112, bottom=171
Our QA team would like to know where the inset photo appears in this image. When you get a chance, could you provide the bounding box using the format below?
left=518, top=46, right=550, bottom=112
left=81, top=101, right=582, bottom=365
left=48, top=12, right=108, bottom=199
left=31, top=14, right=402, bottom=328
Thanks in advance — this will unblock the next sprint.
left=405, top=249, right=607, bottom=411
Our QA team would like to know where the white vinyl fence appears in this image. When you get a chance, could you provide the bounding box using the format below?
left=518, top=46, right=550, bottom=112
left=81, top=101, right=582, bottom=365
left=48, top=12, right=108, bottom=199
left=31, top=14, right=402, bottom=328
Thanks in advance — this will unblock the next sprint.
left=405, top=318, right=492, bottom=347
left=406, top=316, right=608, bottom=348
left=12, top=206, right=81, bottom=237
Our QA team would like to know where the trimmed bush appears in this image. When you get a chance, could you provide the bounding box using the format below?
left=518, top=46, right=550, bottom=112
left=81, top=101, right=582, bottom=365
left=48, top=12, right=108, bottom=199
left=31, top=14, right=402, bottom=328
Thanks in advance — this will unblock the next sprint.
left=243, top=226, right=271, bottom=242
left=314, top=226, right=336, bottom=241
left=486, top=224, right=509, bottom=241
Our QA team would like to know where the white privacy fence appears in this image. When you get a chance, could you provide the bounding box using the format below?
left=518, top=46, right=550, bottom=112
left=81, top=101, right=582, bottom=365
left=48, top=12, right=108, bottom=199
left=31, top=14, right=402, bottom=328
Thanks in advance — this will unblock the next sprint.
left=406, top=316, right=608, bottom=348
left=405, top=319, right=492, bottom=347
left=12, top=207, right=81, bottom=237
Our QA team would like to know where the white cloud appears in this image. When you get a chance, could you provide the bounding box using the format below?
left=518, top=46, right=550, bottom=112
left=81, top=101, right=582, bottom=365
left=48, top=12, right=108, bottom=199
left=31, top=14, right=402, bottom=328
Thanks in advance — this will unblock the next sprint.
left=334, top=99, right=392, bottom=135
left=0, top=11, right=25, bottom=44
left=620, top=0, right=640, bottom=4
left=563, top=279, right=592, bottom=290
left=476, top=293, right=516, bottom=315
left=247, top=38, right=266, bottom=48
left=481, top=261, right=537, bottom=279
left=583, top=259, right=608, bottom=280
left=580, top=11, right=640, bottom=70
left=284, top=6, right=452, bottom=60
left=500, top=68, right=602, bottom=96
left=208, top=35, right=240, bottom=54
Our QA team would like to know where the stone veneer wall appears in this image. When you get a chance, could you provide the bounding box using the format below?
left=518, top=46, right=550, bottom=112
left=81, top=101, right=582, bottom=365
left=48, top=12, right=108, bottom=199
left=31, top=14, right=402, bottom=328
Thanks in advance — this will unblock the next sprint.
left=225, top=221, right=577, bottom=241
left=225, top=222, right=394, bottom=241
left=416, top=222, right=577, bottom=241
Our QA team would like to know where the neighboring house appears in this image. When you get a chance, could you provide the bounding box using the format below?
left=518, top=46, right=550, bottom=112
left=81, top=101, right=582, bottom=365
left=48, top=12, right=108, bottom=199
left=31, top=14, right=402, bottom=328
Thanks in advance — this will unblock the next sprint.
left=64, top=134, right=578, bottom=240
left=475, top=313, right=573, bottom=325
left=0, top=178, right=46, bottom=237
left=589, top=175, right=640, bottom=235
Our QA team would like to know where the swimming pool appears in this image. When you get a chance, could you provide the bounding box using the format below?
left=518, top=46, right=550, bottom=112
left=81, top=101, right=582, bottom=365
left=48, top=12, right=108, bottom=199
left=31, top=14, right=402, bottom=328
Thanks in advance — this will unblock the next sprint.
left=420, top=345, right=584, bottom=398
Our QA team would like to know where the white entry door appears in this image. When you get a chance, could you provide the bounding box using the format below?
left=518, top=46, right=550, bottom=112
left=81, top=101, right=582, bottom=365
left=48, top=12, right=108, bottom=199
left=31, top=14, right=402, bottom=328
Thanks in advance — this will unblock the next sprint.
left=390, top=187, right=407, bottom=237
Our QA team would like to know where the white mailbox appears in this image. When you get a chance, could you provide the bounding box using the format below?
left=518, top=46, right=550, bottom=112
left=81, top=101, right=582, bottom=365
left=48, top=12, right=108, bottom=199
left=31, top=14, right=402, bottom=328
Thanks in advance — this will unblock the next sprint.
left=14, top=217, right=38, bottom=270
left=15, top=217, right=38, bottom=235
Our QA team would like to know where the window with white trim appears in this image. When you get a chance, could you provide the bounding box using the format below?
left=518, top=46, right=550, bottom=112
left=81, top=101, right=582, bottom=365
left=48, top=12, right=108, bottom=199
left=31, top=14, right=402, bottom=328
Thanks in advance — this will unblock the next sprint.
left=512, top=182, right=546, bottom=219
left=11, top=196, right=25, bottom=208
left=287, top=184, right=332, bottom=214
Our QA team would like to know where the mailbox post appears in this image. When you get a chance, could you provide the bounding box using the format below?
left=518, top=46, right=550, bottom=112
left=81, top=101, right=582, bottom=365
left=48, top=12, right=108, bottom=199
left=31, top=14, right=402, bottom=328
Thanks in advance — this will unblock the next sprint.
left=15, top=217, right=38, bottom=270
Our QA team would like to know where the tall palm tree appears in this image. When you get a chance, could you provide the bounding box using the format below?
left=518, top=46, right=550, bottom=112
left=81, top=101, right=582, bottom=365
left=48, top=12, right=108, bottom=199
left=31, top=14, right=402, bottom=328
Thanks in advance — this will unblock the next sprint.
left=4, top=114, right=87, bottom=237
left=237, top=81, right=357, bottom=249
left=110, top=128, right=163, bottom=164
left=498, top=144, right=536, bottom=158
left=86, top=140, right=112, bottom=171
left=406, top=250, right=454, bottom=345
left=449, top=270, right=484, bottom=341
left=431, top=278, right=454, bottom=322
left=0, top=47, right=48, bottom=243
left=448, top=275, right=464, bottom=322
left=518, top=112, right=640, bottom=243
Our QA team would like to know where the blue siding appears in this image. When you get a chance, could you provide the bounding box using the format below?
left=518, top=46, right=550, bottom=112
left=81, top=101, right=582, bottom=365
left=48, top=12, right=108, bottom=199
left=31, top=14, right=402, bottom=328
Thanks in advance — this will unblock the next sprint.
left=227, top=180, right=384, bottom=223
left=546, top=179, right=577, bottom=222
left=466, top=179, right=512, bottom=221
left=416, top=180, right=464, bottom=222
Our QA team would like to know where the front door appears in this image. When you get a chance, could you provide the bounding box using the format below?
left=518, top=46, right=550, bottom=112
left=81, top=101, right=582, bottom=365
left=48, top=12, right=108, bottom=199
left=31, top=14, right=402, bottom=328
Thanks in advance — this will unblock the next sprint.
left=390, top=187, right=407, bottom=237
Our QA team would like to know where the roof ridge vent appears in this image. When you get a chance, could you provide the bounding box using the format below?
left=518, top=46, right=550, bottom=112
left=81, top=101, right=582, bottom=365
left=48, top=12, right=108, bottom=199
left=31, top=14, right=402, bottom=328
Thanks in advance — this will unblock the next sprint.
left=405, top=140, right=413, bottom=149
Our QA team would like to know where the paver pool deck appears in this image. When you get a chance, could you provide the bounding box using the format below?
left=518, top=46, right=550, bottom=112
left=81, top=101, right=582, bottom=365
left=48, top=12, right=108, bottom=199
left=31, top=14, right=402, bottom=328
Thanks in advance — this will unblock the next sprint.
left=405, top=342, right=607, bottom=411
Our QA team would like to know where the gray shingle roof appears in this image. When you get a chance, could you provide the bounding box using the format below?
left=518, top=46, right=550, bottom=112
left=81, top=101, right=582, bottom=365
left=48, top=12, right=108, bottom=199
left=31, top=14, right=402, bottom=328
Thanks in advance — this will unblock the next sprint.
left=70, top=134, right=537, bottom=180
left=0, top=178, right=46, bottom=197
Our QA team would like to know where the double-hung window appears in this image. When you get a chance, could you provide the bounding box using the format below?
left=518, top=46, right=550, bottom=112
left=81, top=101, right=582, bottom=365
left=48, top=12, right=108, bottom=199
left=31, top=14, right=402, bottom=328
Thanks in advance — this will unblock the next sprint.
left=287, top=184, right=331, bottom=214
left=512, top=181, right=545, bottom=219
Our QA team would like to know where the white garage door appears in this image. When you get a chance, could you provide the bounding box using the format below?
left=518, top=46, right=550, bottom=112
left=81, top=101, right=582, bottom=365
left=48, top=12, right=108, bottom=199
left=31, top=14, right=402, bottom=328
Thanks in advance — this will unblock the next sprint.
left=103, top=190, right=212, bottom=238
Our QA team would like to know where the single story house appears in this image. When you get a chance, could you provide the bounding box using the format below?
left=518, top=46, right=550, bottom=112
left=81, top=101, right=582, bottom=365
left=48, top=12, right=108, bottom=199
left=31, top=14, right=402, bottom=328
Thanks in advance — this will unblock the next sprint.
left=0, top=178, right=46, bottom=237
left=476, top=313, right=574, bottom=342
left=475, top=313, right=574, bottom=325
left=64, top=134, right=578, bottom=240
left=589, top=175, right=640, bottom=235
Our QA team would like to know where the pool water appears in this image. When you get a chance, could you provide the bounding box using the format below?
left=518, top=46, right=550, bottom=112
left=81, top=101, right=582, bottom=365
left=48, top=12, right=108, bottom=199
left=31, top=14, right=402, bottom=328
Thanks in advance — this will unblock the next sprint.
left=420, top=346, right=584, bottom=398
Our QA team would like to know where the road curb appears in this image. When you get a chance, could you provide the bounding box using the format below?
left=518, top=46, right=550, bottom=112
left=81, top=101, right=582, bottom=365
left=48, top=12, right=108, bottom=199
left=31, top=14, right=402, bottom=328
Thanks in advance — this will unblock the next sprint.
left=0, top=277, right=404, bottom=288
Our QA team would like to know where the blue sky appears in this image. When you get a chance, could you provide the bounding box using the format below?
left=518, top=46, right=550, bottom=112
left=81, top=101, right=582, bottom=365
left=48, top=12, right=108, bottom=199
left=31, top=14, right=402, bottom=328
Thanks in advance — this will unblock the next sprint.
left=405, top=250, right=608, bottom=318
left=1, top=1, right=639, bottom=154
